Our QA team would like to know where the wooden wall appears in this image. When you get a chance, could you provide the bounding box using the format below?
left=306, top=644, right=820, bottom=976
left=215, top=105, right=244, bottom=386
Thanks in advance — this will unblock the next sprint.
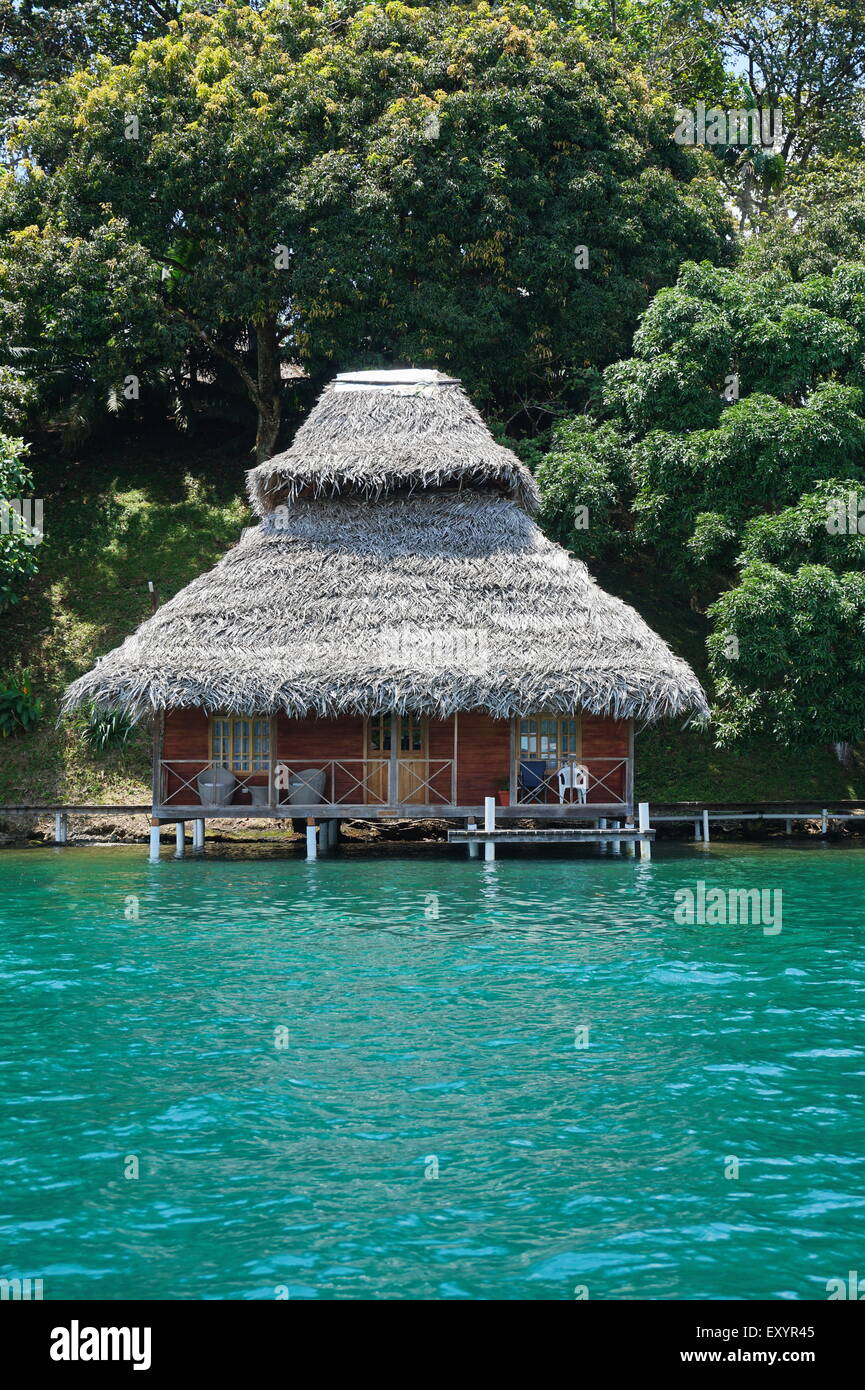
left=580, top=714, right=630, bottom=803
left=158, top=708, right=631, bottom=806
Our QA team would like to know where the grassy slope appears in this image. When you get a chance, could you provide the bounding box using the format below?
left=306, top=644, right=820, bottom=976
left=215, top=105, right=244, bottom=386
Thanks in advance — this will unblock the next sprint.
left=2, top=426, right=864, bottom=807
left=0, top=422, right=251, bottom=805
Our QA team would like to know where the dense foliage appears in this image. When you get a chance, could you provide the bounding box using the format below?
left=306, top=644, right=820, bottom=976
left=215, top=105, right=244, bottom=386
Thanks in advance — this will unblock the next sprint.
left=0, top=1, right=728, bottom=456
left=3, top=0, right=865, bottom=756
left=0, top=432, right=39, bottom=608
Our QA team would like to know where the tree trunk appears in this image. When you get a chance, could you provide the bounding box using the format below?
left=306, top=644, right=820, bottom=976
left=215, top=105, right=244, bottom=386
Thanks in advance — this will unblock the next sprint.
left=254, top=316, right=281, bottom=463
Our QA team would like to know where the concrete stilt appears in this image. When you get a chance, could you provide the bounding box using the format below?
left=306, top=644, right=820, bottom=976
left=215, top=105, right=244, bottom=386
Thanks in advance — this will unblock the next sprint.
left=54, top=811, right=67, bottom=845
left=318, top=821, right=329, bottom=854
left=598, top=816, right=607, bottom=853
left=694, top=818, right=702, bottom=842
left=484, top=796, right=496, bottom=862
left=149, top=823, right=161, bottom=864
left=821, top=809, right=829, bottom=836
left=611, top=820, right=621, bottom=854
left=785, top=818, right=793, bottom=835
left=467, top=819, right=478, bottom=858
left=702, top=809, right=710, bottom=844
left=328, top=818, right=339, bottom=848
left=174, top=821, right=185, bottom=859
left=306, top=818, right=317, bottom=861
left=192, top=819, right=205, bottom=851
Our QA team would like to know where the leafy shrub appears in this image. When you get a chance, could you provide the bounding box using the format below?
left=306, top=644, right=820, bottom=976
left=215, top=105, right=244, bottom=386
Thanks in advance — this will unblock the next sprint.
left=0, top=669, right=42, bottom=736
left=78, top=704, right=137, bottom=753
left=0, top=434, right=39, bottom=608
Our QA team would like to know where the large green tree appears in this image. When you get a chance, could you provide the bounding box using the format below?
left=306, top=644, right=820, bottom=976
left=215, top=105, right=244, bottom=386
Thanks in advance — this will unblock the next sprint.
left=709, top=482, right=865, bottom=747
left=537, top=253, right=865, bottom=747
left=1, top=0, right=727, bottom=457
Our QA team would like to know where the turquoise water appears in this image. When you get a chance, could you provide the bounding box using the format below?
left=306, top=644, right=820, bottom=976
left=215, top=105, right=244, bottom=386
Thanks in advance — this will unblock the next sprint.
left=1, top=841, right=863, bottom=1301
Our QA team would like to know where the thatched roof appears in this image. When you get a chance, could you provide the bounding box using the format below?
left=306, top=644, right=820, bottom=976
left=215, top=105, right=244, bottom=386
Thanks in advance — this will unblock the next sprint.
left=64, top=368, right=707, bottom=722
left=64, top=488, right=708, bottom=723
left=247, top=369, right=541, bottom=514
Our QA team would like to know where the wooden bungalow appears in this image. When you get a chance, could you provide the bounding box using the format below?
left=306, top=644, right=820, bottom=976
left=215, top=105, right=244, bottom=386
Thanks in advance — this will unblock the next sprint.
left=63, top=369, right=707, bottom=840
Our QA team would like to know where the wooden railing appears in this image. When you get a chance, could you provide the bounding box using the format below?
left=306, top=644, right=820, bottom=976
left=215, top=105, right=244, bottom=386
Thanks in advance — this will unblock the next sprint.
left=515, top=757, right=630, bottom=807
left=158, top=759, right=457, bottom=808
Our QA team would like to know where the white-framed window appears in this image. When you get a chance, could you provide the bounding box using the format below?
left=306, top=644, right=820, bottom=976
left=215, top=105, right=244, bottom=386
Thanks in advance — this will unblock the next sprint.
left=519, top=714, right=580, bottom=762
left=210, top=715, right=270, bottom=772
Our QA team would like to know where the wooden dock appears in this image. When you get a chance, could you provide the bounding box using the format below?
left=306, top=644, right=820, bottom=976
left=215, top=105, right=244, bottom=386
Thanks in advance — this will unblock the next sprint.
left=448, top=826, right=654, bottom=844
left=448, top=800, right=655, bottom=860
left=3, top=798, right=865, bottom=861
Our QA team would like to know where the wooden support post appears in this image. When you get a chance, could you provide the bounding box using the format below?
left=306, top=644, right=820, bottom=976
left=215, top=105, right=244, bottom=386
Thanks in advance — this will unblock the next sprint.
left=467, top=818, right=478, bottom=858
left=484, top=796, right=496, bottom=861
left=702, top=809, right=710, bottom=844
left=638, top=802, right=651, bottom=861
left=149, top=819, right=160, bottom=864
left=306, top=817, right=317, bottom=861
left=174, top=821, right=185, bottom=859
left=821, top=809, right=829, bottom=836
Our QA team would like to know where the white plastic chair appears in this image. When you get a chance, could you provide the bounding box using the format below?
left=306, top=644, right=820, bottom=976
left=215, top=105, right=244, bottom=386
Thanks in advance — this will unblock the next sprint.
left=557, top=762, right=588, bottom=804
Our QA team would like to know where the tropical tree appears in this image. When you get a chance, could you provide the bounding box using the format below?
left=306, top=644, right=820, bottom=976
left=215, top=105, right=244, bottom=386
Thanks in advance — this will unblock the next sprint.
left=709, top=482, right=865, bottom=748
left=2, top=0, right=728, bottom=457
left=536, top=251, right=865, bottom=749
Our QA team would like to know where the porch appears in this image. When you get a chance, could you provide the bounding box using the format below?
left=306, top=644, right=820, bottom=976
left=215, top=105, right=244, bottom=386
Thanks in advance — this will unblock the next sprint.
left=153, top=755, right=632, bottom=820
left=152, top=710, right=634, bottom=821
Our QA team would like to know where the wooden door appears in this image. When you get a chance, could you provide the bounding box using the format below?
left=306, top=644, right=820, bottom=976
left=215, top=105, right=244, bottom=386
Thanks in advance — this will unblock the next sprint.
left=397, top=713, right=428, bottom=804
left=364, top=714, right=390, bottom=804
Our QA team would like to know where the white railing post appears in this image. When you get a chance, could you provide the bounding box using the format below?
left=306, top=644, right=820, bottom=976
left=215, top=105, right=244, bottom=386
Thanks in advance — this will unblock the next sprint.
left=484, top=795, right=496, bottom=861
left=638, top=802, right=651, bottom=861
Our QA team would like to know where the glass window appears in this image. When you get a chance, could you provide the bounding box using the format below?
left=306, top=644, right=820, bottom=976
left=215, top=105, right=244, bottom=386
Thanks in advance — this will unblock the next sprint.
left=211, top=715, right=270, bottom=772
left=369, top=715, right=390, bottom=751
left=519, top=714, right=580, bottom=762
left=401, top=715, right=422, bottom=752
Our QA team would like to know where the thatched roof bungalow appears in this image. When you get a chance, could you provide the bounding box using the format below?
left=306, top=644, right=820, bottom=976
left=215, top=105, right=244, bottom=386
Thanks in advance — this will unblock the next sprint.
left=64, top=369, right=707, bottom=830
